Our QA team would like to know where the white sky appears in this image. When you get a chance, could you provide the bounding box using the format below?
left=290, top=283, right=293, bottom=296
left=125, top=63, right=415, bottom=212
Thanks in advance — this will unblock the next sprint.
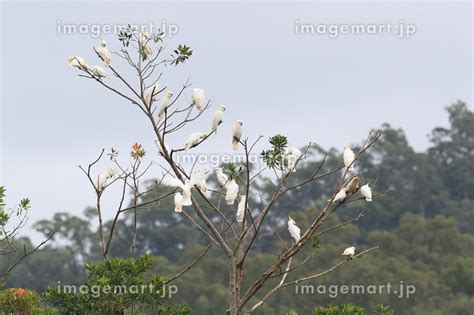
left=0, top=1, right=472, bottom=240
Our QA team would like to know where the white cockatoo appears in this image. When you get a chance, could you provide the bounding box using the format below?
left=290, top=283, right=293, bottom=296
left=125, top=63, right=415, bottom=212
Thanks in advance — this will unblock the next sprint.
left=185, top=132, right=207, bottom=150
left=284, top=145, right=302, bottom=172
left=169, top=171, right=204, bottom=207
left=232, top=120, right=243, bottom=150
left=342, top=246, right=356, bottom=260
left=96, top=168, right=117, bottom=191
left=333, top=188, right=347, bottom=203
left=191, top=170, right=208, bottom=197
left=215, top=167, right=229, bottom=187
left=158, top=90, right=173, bottom=119
left=67, top=56, right=88, bottom=70
left=192, top=88, right=205, bottom=111
left=95, top=39, right=110, bottom=65
left=168, top=177, right=192, bottom=206
left=287, top=216, right=301, bottom=243
left=197, top=178, right=209, bottom=197
left=90, top=65, right=108, bottom=78
left=174, top=192, right=183, bottom=213
left=144, top=82, right=161, bottom=107
left=138, top=32, right=153, bottom=59
left=211, top=104, right=225, bottom=134
left=360, top=183, right=373, bottom=202
left=181, top=181, right=193, bottom=206
left=236, top=195, right=246, bottom=223
left=154, top=139, right=170, bottom=156
left=343, top=146, right=355, bottom=171
left=225, top=179, right=239, bottom=205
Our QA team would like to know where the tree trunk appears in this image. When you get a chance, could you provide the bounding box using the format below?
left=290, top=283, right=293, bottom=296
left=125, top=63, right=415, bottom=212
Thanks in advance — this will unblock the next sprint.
left=227, top=257, right=243, bottom=315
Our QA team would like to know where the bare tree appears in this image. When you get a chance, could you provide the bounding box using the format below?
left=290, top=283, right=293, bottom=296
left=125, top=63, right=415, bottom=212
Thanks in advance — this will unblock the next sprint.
left=68, top=27, right=389, bottom=314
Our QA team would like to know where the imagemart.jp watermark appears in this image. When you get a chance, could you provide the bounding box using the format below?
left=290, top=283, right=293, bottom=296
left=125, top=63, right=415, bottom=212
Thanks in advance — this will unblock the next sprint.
left=56, top=20, right=179, bottom=38
left=295, top=20, right=417, bottom=39
left=53, top=282, right=179, bottom=299
left=295, top=281, right=416, bottom=299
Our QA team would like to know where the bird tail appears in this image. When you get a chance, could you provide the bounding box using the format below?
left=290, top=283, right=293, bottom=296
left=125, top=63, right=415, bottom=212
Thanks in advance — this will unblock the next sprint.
left=232, top=139, right=239, bottom=150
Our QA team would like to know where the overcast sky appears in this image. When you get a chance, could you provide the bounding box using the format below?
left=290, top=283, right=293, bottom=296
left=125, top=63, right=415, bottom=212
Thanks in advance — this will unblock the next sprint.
left=0, top=1, right=472, bottom=240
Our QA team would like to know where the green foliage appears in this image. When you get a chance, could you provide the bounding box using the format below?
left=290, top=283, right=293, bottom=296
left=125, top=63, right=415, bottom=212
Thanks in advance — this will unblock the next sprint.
left=0, top=186, right=11, bottom=227
left=118, top=25, right=134, bottom=47
left=310, top=235, right=321, bottom=256
left=0, top=186, right=36, bottom=282
left=0, top=186, right=6, bottom=209
left=428, top=101, right=474, bottom=200
left=308, top=303, right=393, bottom=315
left=0, top=288, right=55, bottom=315
left=314, top=303, right=365, bottom=315
left=222, top=162, right=244, bottom=181
left=170, top=45, right=193, bottom=66
left=0, top=211, right=9, bottom=229
left=443, top=258, right=474, bottom=295
left=44, top=255, right=189, bottom=315
left=261, top=134, right=288, bottom=169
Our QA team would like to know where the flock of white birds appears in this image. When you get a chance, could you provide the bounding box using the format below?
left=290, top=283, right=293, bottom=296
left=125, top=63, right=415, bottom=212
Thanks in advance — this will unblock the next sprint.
left=69, top=38, right=374, bottom=262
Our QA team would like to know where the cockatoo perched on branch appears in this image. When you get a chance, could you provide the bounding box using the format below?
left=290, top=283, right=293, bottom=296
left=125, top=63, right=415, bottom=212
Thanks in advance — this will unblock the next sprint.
left=192, top=88, right=205, bottom=111
left=158, top=90, right=173, bottom=119
left=138, top=32, right=152, bottom=59
left=185, top=132, right=207, bottom=150
left=360, top=183, right=373, bottom=202
left=169, top=171, right=205, bottom=207
left=342, top=246, right=356, bottom=260
left=215, top=167, right=229, bottom=187
left=95, top=39, right=110, bottom=65
left=181, top=182, right=193, bottom=206
left=287, top=217, right=301, bottom=243
left=212, top=104, right=225, bottom=134
left=343, top=146, right=355, bottom=171
left=67, top=56, right=89, bottom=70
left=144, top=82, right=161, bottom=107
left=90, top=66, right=108, bottom=78
left=225, top=179, right=239, bottom=205
left=169, top=177, right=192, bottom=206
left=192, top=170, right=208, bottom=197
left=174, top=192, right=183, bottom=213
left=345, top=176, right=360, bottom=193
left=284, top=145, right=302, bottom=172
left=236, top=195, right=246, bottom=223
left=96, top=168, right=117, bottom=191
left=333, top=188, right=347, bottom=203
left=232, top=121, right=243, bottom=150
